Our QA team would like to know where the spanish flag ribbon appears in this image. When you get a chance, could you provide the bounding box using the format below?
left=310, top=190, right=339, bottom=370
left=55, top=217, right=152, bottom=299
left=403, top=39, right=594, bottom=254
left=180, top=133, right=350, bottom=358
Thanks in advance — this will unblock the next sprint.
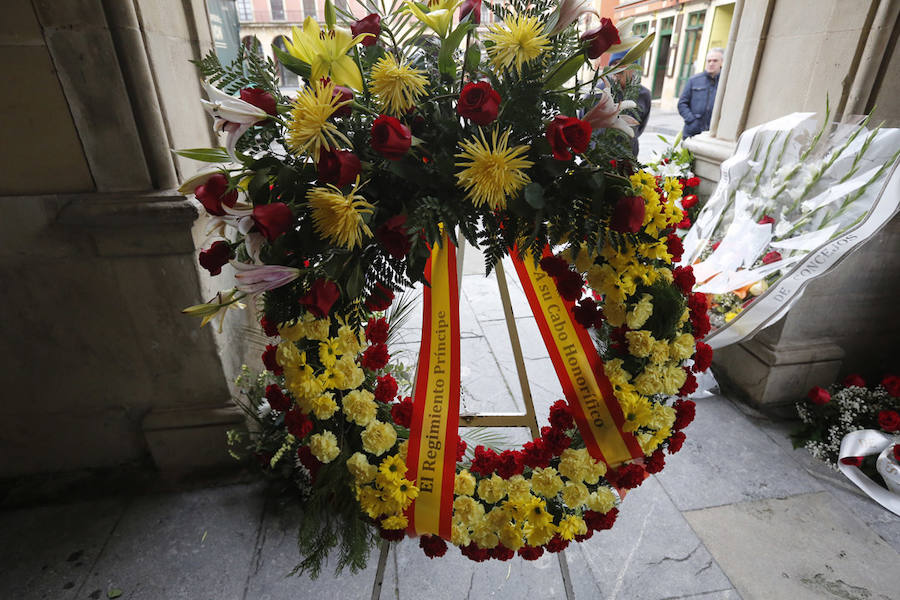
left=511, top=246, right=643, bottom=467
left=406, top=232, right=461, bottom=539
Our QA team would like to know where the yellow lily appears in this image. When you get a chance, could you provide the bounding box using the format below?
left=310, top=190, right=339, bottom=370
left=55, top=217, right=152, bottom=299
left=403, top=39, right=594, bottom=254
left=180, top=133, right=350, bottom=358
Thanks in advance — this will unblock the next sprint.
left=404, top=0, right=461, bottom=38
left=284, top=17, right=369, bottom=90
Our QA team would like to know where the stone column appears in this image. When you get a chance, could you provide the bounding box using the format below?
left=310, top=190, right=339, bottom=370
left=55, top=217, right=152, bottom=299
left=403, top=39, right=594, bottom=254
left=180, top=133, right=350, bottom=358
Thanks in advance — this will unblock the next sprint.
left=0, top=0, right=250, bottom=475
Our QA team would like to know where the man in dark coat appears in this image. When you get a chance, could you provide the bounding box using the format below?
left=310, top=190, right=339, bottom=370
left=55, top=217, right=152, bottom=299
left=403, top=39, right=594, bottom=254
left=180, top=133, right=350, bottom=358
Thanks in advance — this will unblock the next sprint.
left=678, top=48, right=724, bottom=137
left=608, top=50, right=652, bottom=156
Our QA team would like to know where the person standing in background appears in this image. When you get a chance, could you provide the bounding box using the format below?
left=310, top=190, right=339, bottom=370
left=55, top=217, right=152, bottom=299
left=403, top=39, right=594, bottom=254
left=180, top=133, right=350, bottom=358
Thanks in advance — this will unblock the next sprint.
left=608, top=50, right=652, bottom=157
left=678, top=48, right=724, bottom=138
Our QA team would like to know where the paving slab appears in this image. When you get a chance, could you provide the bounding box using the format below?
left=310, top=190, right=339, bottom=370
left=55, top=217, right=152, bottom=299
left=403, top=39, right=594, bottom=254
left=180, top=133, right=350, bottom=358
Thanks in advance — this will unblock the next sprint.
left=566, top=477, right=733, bottom=600
left=0, top=498, right=126, bottom=600
left=79, top=483, right=265, bottom=600
left=684, top=492, right=900, bottom=600
left=653, top=396, right=825, bottom=511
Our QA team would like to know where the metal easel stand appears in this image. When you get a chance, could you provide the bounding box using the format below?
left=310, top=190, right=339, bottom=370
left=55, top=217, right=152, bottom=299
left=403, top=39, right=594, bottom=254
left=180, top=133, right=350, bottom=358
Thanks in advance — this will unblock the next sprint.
left=370, top=243, right=576, bottom=600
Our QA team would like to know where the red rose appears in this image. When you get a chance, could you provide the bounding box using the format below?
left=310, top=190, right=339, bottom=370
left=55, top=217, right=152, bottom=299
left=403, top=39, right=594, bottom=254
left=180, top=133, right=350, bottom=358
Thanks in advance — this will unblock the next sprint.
left=685, top=176, right=700, bottom=188
left=673, top=265, right=696, bottom=295
left=758, top=214, right=775, bottom=225
left=544, top=534, right=569, bottom=554
left=252, top=202, right=293, bottom=241
left=456, top=436, right=467, bottom=462
left=762, top=250, right=782, bottom=264
left=374, top=374, right=398, bottom=403
left=419, top=534, right=447, bottom=558
left=366, top=317, right=389, bottom=344
left=881, top=375, right=900, bottom=397
left=580, top=17, right=620, bottom=60
left=610, top=196, right=646, bottom=233
left=673, top=399, right=696, bottom=430
left=265, top=384, right=292, bottom=412
left=584, top=508, right=618, bottom=531
left=194, top=173, right=238, bottom=216
left=541, top=425, right=572, bottom=455
left=370, top=115, right=411, bottom=160
left=520, top=439, right=551, bottom=469
left=317, top=149, right=360, bottom=187
left=555, top=269, right=584, bottom=302
left=239, top=87, right=277, bottom=116
left=457, top=81, right=501, bottom=126
left=376, top=214, right=411, bottom=259
left=360, top=343, right=390, bottom=371
left=285, top=408, right=313, bottom=439
left=676, top=215, right=692, bottom=229
left=667, top=430, right=686, bottom=453
left=645, top=449, right=666, bottom=474
left=692, top=341, right=713, bottom=372
left=549, top=399, right=574, bottom=430
left=681, top=194, right=698, bottom=209
left=666, top=233, right=684, bottom=263
left=198, top=240, right=233, bottom=276
left=471, top=445, right=499, bottom=476
left=518, top=545, right=545, bottom=561
left=365, top=282, right=395, bottom=311
left=539, top=255, right=569, bottom=277
left=807, top=386, right=831, bottom=405
left=390, top=396, right=414, bottom=428
left=546, top=115, right=592, bottom=161
left=495, top=450, right=524, bottom=478
left=877, top=410, right=900, bottom=432
left=839, top=456, right=863, bottom=467
left=842, top=374, right=866, bottom=388
left=351, top=13, right=381, bottom=47
left=297, top=278, right=340, bottom=318
left=262, top=344, right=282, bottom=375
left=459, top=0, right=481, bottom=24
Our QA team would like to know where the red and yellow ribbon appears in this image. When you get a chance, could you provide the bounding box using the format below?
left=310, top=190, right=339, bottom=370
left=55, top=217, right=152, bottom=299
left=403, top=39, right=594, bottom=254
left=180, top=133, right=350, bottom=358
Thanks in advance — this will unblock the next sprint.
left=512, top=247, right=643, bottom=467
left=406, top=232, right=460, bottom=539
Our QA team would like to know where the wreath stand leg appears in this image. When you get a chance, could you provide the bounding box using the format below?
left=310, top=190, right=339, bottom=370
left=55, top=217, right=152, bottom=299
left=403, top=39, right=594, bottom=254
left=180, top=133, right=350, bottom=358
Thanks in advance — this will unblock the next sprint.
left=370, top=249, right=575, bottom=599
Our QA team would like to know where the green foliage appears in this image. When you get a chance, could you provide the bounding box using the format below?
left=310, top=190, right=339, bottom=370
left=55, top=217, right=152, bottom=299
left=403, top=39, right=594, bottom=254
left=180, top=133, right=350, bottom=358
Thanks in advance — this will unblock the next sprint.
left=192, top=46, right=282, bottom=97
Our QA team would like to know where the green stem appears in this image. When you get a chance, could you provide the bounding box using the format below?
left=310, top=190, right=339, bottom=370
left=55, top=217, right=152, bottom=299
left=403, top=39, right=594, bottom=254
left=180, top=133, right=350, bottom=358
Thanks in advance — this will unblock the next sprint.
left=459, top=30, right=472, bottom=95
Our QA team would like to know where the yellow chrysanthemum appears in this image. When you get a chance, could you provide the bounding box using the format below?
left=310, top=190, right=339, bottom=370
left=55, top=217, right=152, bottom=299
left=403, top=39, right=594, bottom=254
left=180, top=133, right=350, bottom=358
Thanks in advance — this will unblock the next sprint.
left=307, top=179, right=374, bottom=249
left=369, top=54, right=428, bottom=115
left=455, top=129, right=533, bottom=210
left=318, top=337, right=343, bottom=368
left=286, top=79, right=351, bottom=159
left=483, top=14, right=550, bottom=74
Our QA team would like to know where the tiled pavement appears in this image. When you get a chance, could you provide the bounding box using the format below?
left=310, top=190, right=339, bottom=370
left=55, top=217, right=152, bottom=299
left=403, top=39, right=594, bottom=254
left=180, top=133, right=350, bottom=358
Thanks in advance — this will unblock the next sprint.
left=3, top=184, right=899, bottom=599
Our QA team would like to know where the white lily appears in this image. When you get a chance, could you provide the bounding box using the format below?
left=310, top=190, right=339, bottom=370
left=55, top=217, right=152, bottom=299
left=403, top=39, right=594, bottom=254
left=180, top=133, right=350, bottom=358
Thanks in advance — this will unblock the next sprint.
left=232, top=261, right=302, bottom=295
left=548, top=0, right=598, bottom=37
left=200, top=81, right=269, bottom=162
left=583, top=86, right=638, bottom=136
left=606, top=17, right=642, bottom=54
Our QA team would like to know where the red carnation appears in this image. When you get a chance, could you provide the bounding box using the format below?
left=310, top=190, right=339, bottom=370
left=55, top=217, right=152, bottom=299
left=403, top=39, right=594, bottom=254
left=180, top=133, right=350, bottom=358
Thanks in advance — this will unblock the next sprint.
left=666, top=233, right=684, bottom=263
left=495, top=449, right=524, bottom=479
left=198, top=240, right=233, bottom=276
left=546, top=115, right=592, bottom=161
left=376, top=214, right=411, bottom=259
left=351, top=13, right=381, bottom=46
left=807, top=386, right=831, bottom=405
left=539, top=255, right=569, bottom=277
left=673, top=265, right=695, bottom=295
left=610, top=196, right=646, bottom=234
left=574, top=529, right=594, bottom=542
left=361, top=343, right=390, bottom=371
left=252, top=202, right=293, bottom=241
left=685, top=176, right=700, bottom=188
left=645, top=449, right=666, bottom=474
left=390, top=396, right=414, bottom=428
left=370, top=115, right=411, bottom=160
left=555, top=269, right=584, bottom=302
left=667, top=430, right=686, bottom=454
left=586, top=508, right=619, bottom=532
left=877, top=410, right=900, bottom=432
left=676, top=215, right=692, bottom=230
left=419, top=534, right=448, bottom=558
left=470, top=445, right=499, bottom=476
left=517, top=546, right=545, bottom=561
left=262, top=344, right=282, bottom=375
left=679, top=368, right=698, bottom=396
left=881, top=375, right=900, bottom=397
left=260, top=315, right=279, bottom=337
left=374, top=374, right=398, bottom=403
left=298, top=278, right=340, bottom=318
left=691, top=310, right=711, bottom=339
left=545, top=534, right=570, bottom=553
left=689, top=291, right=709, bottom=315
left=491, top=544, right=515, bottom=561
left=458, top=0, right=481, bottom=24
left=297, top=445, right=322, bottom=481
left=842, top=374, right=866, bottom=388
left=580, top=17, right=620, bottom=60
left=460, top=543, right=491, bottom=563
left=365, top=282, right=395, bottom=311
left=681, top=194, right=699, bottom=210
left=265, top=384, right=292, bottom=412
left=573, top=297, right=601, bottom=330
left=379, top=526, right=405, bottom=542
left=762, top=250, right=782, bottom=265
left=457, top=81, right=501, bottom=126
left=541, top=425, right=572, bottom=455
left=692, top=341, right=713, bottom=372
left=285, top=408, right=313, bottom=439
left=317, top=148, right=361, bottom=187
left=549, top=399, right=575, bottom=430
left=758, top=214, right=775, bottom=225
left=239, top=87, right=277, bottom=116
left=673, top=399, right=696, bottom=430
left=194, top=173, right=238, bottom=216
left=366, top=317, right=390, bottom=344
left=520, top=439, right=552, bottom=469
left=893, top=445, right=900, bottom=462
left=456, top=436, right=467, bottom=462
left=614, top=463, right=646, bottom=489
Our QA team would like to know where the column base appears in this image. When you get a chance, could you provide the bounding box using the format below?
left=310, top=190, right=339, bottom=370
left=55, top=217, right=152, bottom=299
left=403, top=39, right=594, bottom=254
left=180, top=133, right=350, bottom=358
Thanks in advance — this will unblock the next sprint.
left=142, top=405, right=245, bottom=471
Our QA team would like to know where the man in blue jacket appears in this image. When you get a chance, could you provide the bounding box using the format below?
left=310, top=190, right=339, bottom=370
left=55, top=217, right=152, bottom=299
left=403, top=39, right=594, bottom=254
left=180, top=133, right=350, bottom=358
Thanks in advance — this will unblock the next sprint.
left=678, top=48, right=724, bottom=137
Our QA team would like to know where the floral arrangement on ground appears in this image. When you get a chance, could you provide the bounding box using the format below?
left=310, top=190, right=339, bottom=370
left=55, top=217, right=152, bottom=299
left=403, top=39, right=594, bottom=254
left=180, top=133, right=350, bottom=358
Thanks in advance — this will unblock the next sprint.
left=645, top=132, right=702, bottom=233
left=180, top=0, right=711, bottom=576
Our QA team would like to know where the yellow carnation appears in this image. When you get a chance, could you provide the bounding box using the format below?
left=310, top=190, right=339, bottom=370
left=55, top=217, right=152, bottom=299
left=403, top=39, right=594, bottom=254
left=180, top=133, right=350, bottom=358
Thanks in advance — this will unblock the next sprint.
left=663, top=365, right=687, bottom=395
left=530, top=467, right=564, bottom=498
left=361, top=420, right=397, bottom=456
left=626, top=330, right=655, bottom=358
left=471, top=520, right=499, bottom=549
left=453, top=495, right=485, bottom=525
left=342, top=389, right=377, bottom=426
left=626, top=294, right=654, bottom=329
left=558, top=448, right=590, bottom=483
left=310, top=392, right=338, bottom=419
left=505, top=475, right=532, bottom=502
left=670, top=333, right=695, bottom=361
left=337, top=324, right=362, bottom=356
left=587, top=487, right=618, bottom=513
left=583, top=456, right=608, bottom=484
left=452, top=522, right=471, bottom=547
left=308, top=431, right=340, bottom=463
left=276, top=341, right=303, bottom=369
left=306, top=319, right=331, bottom=341
left=346, top=452, right=376, bottom=483
left=650, top=340, right=670, bottom=364
left=561, top=482, right=589, bottom=508
left=499, top=523, right=525, bottom=551
left=455, top=469, right=476, bottom=496
left=604, top=300, right=627, bottom=327
left=278, top=320, right=305, bottom=342
left=477, top=474, right=508, bottom=504
left=557, top=514, right=587, bottom=540
left=397, top=439, right=408, bottom=462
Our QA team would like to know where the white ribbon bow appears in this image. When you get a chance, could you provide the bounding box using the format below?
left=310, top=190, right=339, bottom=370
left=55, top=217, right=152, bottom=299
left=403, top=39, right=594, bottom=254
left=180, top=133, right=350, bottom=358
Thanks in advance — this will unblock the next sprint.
left=838, top=429, right=900, bottom=517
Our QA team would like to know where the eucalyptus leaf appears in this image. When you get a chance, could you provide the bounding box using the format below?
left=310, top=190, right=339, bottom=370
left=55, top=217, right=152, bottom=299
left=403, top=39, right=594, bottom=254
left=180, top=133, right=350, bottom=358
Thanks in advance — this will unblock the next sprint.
left=173, top=147, right=231, bottom=162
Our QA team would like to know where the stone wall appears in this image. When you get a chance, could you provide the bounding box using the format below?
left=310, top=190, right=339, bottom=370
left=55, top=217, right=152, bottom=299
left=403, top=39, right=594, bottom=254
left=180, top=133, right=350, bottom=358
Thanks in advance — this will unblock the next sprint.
left=0, top=0, right=250, bottom=477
